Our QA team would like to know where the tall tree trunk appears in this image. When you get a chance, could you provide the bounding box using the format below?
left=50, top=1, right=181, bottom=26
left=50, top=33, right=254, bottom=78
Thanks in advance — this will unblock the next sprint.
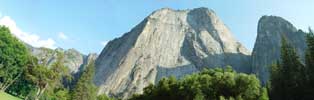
left=35, top=83, right=48, bottom=100
left=35, top=88, right=41, bottom=100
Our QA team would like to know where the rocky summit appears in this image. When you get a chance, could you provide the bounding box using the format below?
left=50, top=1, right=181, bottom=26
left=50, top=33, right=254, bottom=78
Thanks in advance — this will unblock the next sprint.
left=251, top=16, right=307, bottom=84
left=94, top=7, right=251, bottom=98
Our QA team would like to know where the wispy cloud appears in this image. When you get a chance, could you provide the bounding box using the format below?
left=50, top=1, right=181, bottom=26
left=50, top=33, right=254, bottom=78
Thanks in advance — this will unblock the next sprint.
left=101, top=41, right=108, bottom=46
left=58, top=32, right=68, bottom=40
left=0, top=16, right=57, bottom=49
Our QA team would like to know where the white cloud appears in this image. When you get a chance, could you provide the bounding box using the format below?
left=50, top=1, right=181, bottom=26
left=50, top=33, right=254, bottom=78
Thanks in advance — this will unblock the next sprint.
left=0, top=16, right=56, bottom=49
left=58, top=32, right=68, bottom=40
left=101, top=41, right=108, bottom=46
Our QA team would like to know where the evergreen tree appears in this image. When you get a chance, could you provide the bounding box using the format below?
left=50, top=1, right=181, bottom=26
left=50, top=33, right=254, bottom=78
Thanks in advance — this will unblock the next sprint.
left=0, top=26, right=30, bottom=91
left=304, top=28, right=314, bottom=99
left=269, top=61, right=284, bottom=100
left=71, top=60, right=97, bottom=100
left=305, top=28, right=314, bottom=73
left=270, top=37, right=306, bottom=100
left=41, top=52, right=71, bottom=100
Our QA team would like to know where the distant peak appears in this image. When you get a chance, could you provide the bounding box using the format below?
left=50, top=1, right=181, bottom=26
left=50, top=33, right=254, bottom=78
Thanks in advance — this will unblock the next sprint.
left=148, top=7, right=215, bottom=19
left=150, top=7, right=180, bottom=16
left=158, top=7, right=175, bottom=11
left=259, top=15, right=291, bottom=24
left=191, top=7, right=212, bottom=12
left=152, top=7, right=213, bottom=13
left=67, top=48, right=80, bottom=53
left=257, top=15, right=298, bottom=35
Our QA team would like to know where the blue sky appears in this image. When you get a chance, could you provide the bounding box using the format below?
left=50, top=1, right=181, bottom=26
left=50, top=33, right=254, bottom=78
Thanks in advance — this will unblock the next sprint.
left=0, top=0, right=313, bottom=54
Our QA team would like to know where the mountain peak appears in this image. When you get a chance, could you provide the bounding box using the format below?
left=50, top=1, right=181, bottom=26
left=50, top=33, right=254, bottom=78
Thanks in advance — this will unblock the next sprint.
left=155, top=7, right=212, bottom=12
left=252, top=16, right=306, bottom=84
left=191, top=7, right=213, bottom=13
left=148, top=7, right=215, bottom=20
left=258, top=15, right=297, bottom=33
left=259, top=15, right=289, bottom=22
left=94, top=7, right=251, bottom=98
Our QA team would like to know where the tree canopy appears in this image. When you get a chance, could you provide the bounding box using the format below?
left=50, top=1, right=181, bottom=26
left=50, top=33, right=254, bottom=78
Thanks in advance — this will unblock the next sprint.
left=71, top=60, right=97, bottom=100
left=0, top=26, right=30, bottom=91
left=269, top=30, right=314, bottom=100
left=130, top=67, right=268, bottom=100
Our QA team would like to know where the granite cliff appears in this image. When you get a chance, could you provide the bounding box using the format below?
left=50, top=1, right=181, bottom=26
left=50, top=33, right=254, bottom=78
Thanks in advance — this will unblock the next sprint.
left=94, top=7, right=251, bottom=98
left=251, top=16, right=307, bottom=84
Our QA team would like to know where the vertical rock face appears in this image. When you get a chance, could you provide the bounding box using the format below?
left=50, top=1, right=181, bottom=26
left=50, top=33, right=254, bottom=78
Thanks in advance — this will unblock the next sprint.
left=251, top=16, right=306, bottom=84
left=94, top=7, right=251, bottom=98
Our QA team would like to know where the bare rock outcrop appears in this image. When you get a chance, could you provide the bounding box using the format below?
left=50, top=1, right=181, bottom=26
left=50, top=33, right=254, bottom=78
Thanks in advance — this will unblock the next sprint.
left=94, top=7, right=251, bottom=99
left=251, top=16, right=307, bottom=84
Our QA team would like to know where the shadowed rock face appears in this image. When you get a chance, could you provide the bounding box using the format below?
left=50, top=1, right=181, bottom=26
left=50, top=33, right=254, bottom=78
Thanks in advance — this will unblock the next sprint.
left=251, top=16, right=306, bottom=84
left=94, top=7, right=251, bottom=99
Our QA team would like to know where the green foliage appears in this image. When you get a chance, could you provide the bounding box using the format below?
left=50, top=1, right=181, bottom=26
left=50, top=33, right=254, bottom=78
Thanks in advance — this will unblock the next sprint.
left=40, top=52, right=71, bottom=100
left=49, top=52, right=71, bottom=87
left=97, top=94, right=115, bottom=100
left=259, top=88, right=269, bottom=100
left=38, top=88, right=70, bottom=100
left=22, top=52, right=71, bottom=100
left=129, top=67, right=268, bottom=100
left=71, top=60, right=97, bottom=100
left=305, top=28, right=314, bottom=99
left=24, top=56, right=51, bottom=89
left=270, top=36, right=309, bottom=100
left=6, top=62, right=37, bottom=98
left=0, top=26, right=30, bottom=91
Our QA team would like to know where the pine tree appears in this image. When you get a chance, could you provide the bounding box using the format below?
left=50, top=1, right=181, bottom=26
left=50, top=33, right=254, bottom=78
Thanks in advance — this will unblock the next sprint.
left=270, top=37, right=306, bottom=100
left=71, top=60, right=97, bottom=100
left=269, top=61, right=284, bottom=100
left=306, top=28, right=314, bottom=69
left=304, top=28, right=314, bottom=98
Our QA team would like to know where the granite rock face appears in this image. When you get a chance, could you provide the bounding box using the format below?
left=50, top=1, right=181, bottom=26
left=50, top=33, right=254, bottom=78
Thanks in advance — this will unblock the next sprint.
left=94, top=7, right=251, bottom=98
left=251, top=16, right=307, bottom=84
left=28, top=46, right=98, bottom=87
left=29, top=47, right=95, bottom=73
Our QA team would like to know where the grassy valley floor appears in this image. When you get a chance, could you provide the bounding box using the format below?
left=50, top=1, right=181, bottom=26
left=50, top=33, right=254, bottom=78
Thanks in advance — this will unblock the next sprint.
left=0, top=92, right=21, bottom=100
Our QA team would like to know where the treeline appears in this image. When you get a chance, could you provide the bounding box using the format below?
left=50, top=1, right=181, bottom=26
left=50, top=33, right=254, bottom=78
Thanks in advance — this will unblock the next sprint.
left=0, top=26, right=113, bottom=100
left=129, top=67, right=268, bottom=100
left=269, top=29, right=314, bottom=100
